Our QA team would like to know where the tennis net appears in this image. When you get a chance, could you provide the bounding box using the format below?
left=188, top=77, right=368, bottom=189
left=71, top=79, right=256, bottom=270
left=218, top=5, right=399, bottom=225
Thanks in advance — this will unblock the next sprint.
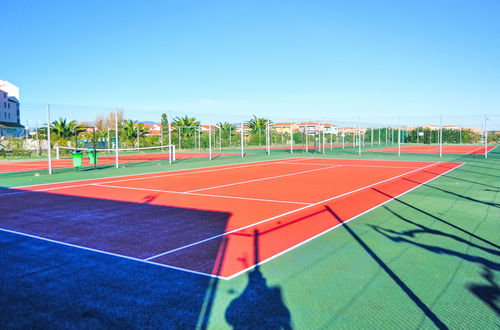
left=55, top=145, right=176, bottom=164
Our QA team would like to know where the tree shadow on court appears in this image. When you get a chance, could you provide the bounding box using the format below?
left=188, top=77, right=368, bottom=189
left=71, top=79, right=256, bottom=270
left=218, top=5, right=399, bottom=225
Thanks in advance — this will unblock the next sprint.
left=454, top=167, right=500, bottom=179
left=225, top=230, right=293, bottom=329
left=323, top=205, right=449, bottom=329
left=365, top=191, right=500, bottom=317
left=377, top=206, right=500, bottom=257
left=404, top=177, right=499, bottom=208
left=435, top=173, right=499, bottom=190
left=371, top=188, right=499, bottom=249
left=0, top=186, right=231, bottom=328
left=466, top=267, right=500, bottom=317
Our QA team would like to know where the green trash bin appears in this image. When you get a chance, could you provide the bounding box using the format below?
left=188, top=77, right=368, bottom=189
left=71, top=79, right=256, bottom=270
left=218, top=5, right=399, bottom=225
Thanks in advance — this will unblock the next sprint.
left=87, top=148, right=98, bottom=165
left=72, top=150, right=83, bottom=168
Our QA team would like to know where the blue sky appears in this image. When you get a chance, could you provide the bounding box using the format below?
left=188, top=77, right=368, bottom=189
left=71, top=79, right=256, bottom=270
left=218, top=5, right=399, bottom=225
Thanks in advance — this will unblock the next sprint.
left=1, top=0, right=499, bottom=124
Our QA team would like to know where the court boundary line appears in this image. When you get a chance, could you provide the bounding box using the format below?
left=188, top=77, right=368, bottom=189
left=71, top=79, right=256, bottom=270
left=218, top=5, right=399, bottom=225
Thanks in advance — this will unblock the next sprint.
left=0, top=227, right=221, bottom=279
left=4, top=156, right=452, bottom=190
left=224, top=162, right=465, bottom=280
left=94, top=184, right=312, bottom=205
left=186, top=164, right=342, bottom=193
left=5, top=157, right=304, bottom=189
left=282, top=162, right=421, bottom=169
left=465, top=145, right=490, bottom=155
left=145, top=161, right=442, bottom=261
left=0, top=158, right=306, bottom=197
left=365, top=145, right=494, bottom=155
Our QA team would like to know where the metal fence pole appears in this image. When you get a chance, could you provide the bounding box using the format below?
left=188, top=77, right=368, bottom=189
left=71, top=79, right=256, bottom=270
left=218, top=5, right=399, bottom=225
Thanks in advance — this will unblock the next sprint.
left=46, top=104, right=52, bottom=174
left=484, top=114, right=488, bottom=159
left=439, top=115, right=443, bottom=157
left=168, top=112, right=172, bottom=164
left=241, top=121, right=244, bottom=157
left=115, top=108, right=119, bottom=168
left=208, top=115, right=212, bottom=160
left=398, top=117, right=401, bottom=156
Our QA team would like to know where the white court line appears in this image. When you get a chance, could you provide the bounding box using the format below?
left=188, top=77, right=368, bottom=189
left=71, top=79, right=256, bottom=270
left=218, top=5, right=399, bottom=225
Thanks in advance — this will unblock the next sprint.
left=186, top=165, right=341, bottom=193
left=0, top=158, right=306, bottom=197
left=7, top=157, right=306, bottom=189
left=466, top=146, right=488, bottom=155
left=145, top=162, right=440, bottom=261
left=0, top=163, right=49, bottom=166
left=0, top=227, right=220, bottom=279
left=225, top=162, right=466, bottom=280
left=282, top=162, right=420, bottom=169
left=94, top=184, right=312, bottom=205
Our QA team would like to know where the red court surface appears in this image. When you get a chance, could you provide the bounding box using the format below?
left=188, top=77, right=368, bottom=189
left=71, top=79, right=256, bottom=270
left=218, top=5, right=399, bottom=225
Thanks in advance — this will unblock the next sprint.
left=0, top=152, right=240, bottom=173
left=248, top=144, right=351, bottom=150
left=365, top=144, right=496, bottom=155
left=0, top=157, right=463, bottom=279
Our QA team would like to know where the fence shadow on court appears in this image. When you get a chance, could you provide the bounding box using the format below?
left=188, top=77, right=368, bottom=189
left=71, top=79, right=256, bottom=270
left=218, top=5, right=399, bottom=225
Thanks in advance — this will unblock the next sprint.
left=323, top=205, right=449, bottom=329
left=225, top=229, right=292, bottom=329
left=366, top=198, right=500, bottom=318
left=405, top=176, right=499, bottom=208
left=466, top=267, right=500, bottom=317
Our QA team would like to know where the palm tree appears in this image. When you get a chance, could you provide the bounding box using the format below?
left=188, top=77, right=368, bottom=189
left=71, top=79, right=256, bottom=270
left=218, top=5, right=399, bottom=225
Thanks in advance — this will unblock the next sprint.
left=216, top=122, right=236, bottom=147
left=172, top=116, right=200, bottom=136
left=172, top=115, right=200, bottom=149
left=119, top=120, right=149, bottom=147
left=246, top=115, right=271, bottom=145
left=51, top=118, right=84, bottom=146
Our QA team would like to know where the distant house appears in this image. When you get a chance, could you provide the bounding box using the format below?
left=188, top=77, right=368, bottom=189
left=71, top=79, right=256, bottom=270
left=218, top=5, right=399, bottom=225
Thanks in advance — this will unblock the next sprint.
left=443, top=124, right=460, bottom=130
left=0, top=80, right=24, bottom=137
left=296, top=122, right=339, bottom=134
left=422, top=124, right=439, bottom=131
left=142, top=123, right=162, bottom=136
left=273, top=122, right=300, bottom=134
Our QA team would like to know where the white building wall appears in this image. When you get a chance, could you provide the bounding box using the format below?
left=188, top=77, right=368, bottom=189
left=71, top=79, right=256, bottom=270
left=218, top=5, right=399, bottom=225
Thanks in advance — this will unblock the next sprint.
left=0, top=81, right=23, bottom=137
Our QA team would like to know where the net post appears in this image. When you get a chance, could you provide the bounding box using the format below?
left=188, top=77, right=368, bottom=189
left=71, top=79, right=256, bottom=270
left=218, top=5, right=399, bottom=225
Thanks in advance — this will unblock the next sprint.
left=115, top=108, right=119, bottom=168
left=170, top=145, right=176, bottom=162
left=46, top=104, right=52, bottom=175
left=168, top=112, right=172, bottom=164
left=55, top=145, right=60, bottom=160
left=290, top=122, right=293, bottom=155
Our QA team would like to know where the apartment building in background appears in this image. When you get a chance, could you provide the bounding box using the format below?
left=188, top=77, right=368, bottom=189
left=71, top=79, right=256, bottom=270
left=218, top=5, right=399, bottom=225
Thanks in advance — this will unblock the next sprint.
left=0, top=80, right=24, bottom=137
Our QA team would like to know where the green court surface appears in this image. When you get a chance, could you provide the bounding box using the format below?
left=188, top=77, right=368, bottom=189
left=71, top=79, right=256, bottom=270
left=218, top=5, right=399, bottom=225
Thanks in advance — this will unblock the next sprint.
left=1, top=147, right=498, bottom=328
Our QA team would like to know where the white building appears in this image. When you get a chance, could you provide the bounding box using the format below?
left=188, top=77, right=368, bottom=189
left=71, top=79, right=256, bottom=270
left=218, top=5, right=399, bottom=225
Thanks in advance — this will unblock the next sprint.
left=0, top=80, right=24, bottom=137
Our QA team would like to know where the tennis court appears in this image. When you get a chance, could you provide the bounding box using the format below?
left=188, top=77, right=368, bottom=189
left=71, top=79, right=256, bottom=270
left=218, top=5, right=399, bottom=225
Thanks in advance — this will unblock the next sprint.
left=0, top=157, right=463, bottom=279
left=365, top=144, right=496, bottom=155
